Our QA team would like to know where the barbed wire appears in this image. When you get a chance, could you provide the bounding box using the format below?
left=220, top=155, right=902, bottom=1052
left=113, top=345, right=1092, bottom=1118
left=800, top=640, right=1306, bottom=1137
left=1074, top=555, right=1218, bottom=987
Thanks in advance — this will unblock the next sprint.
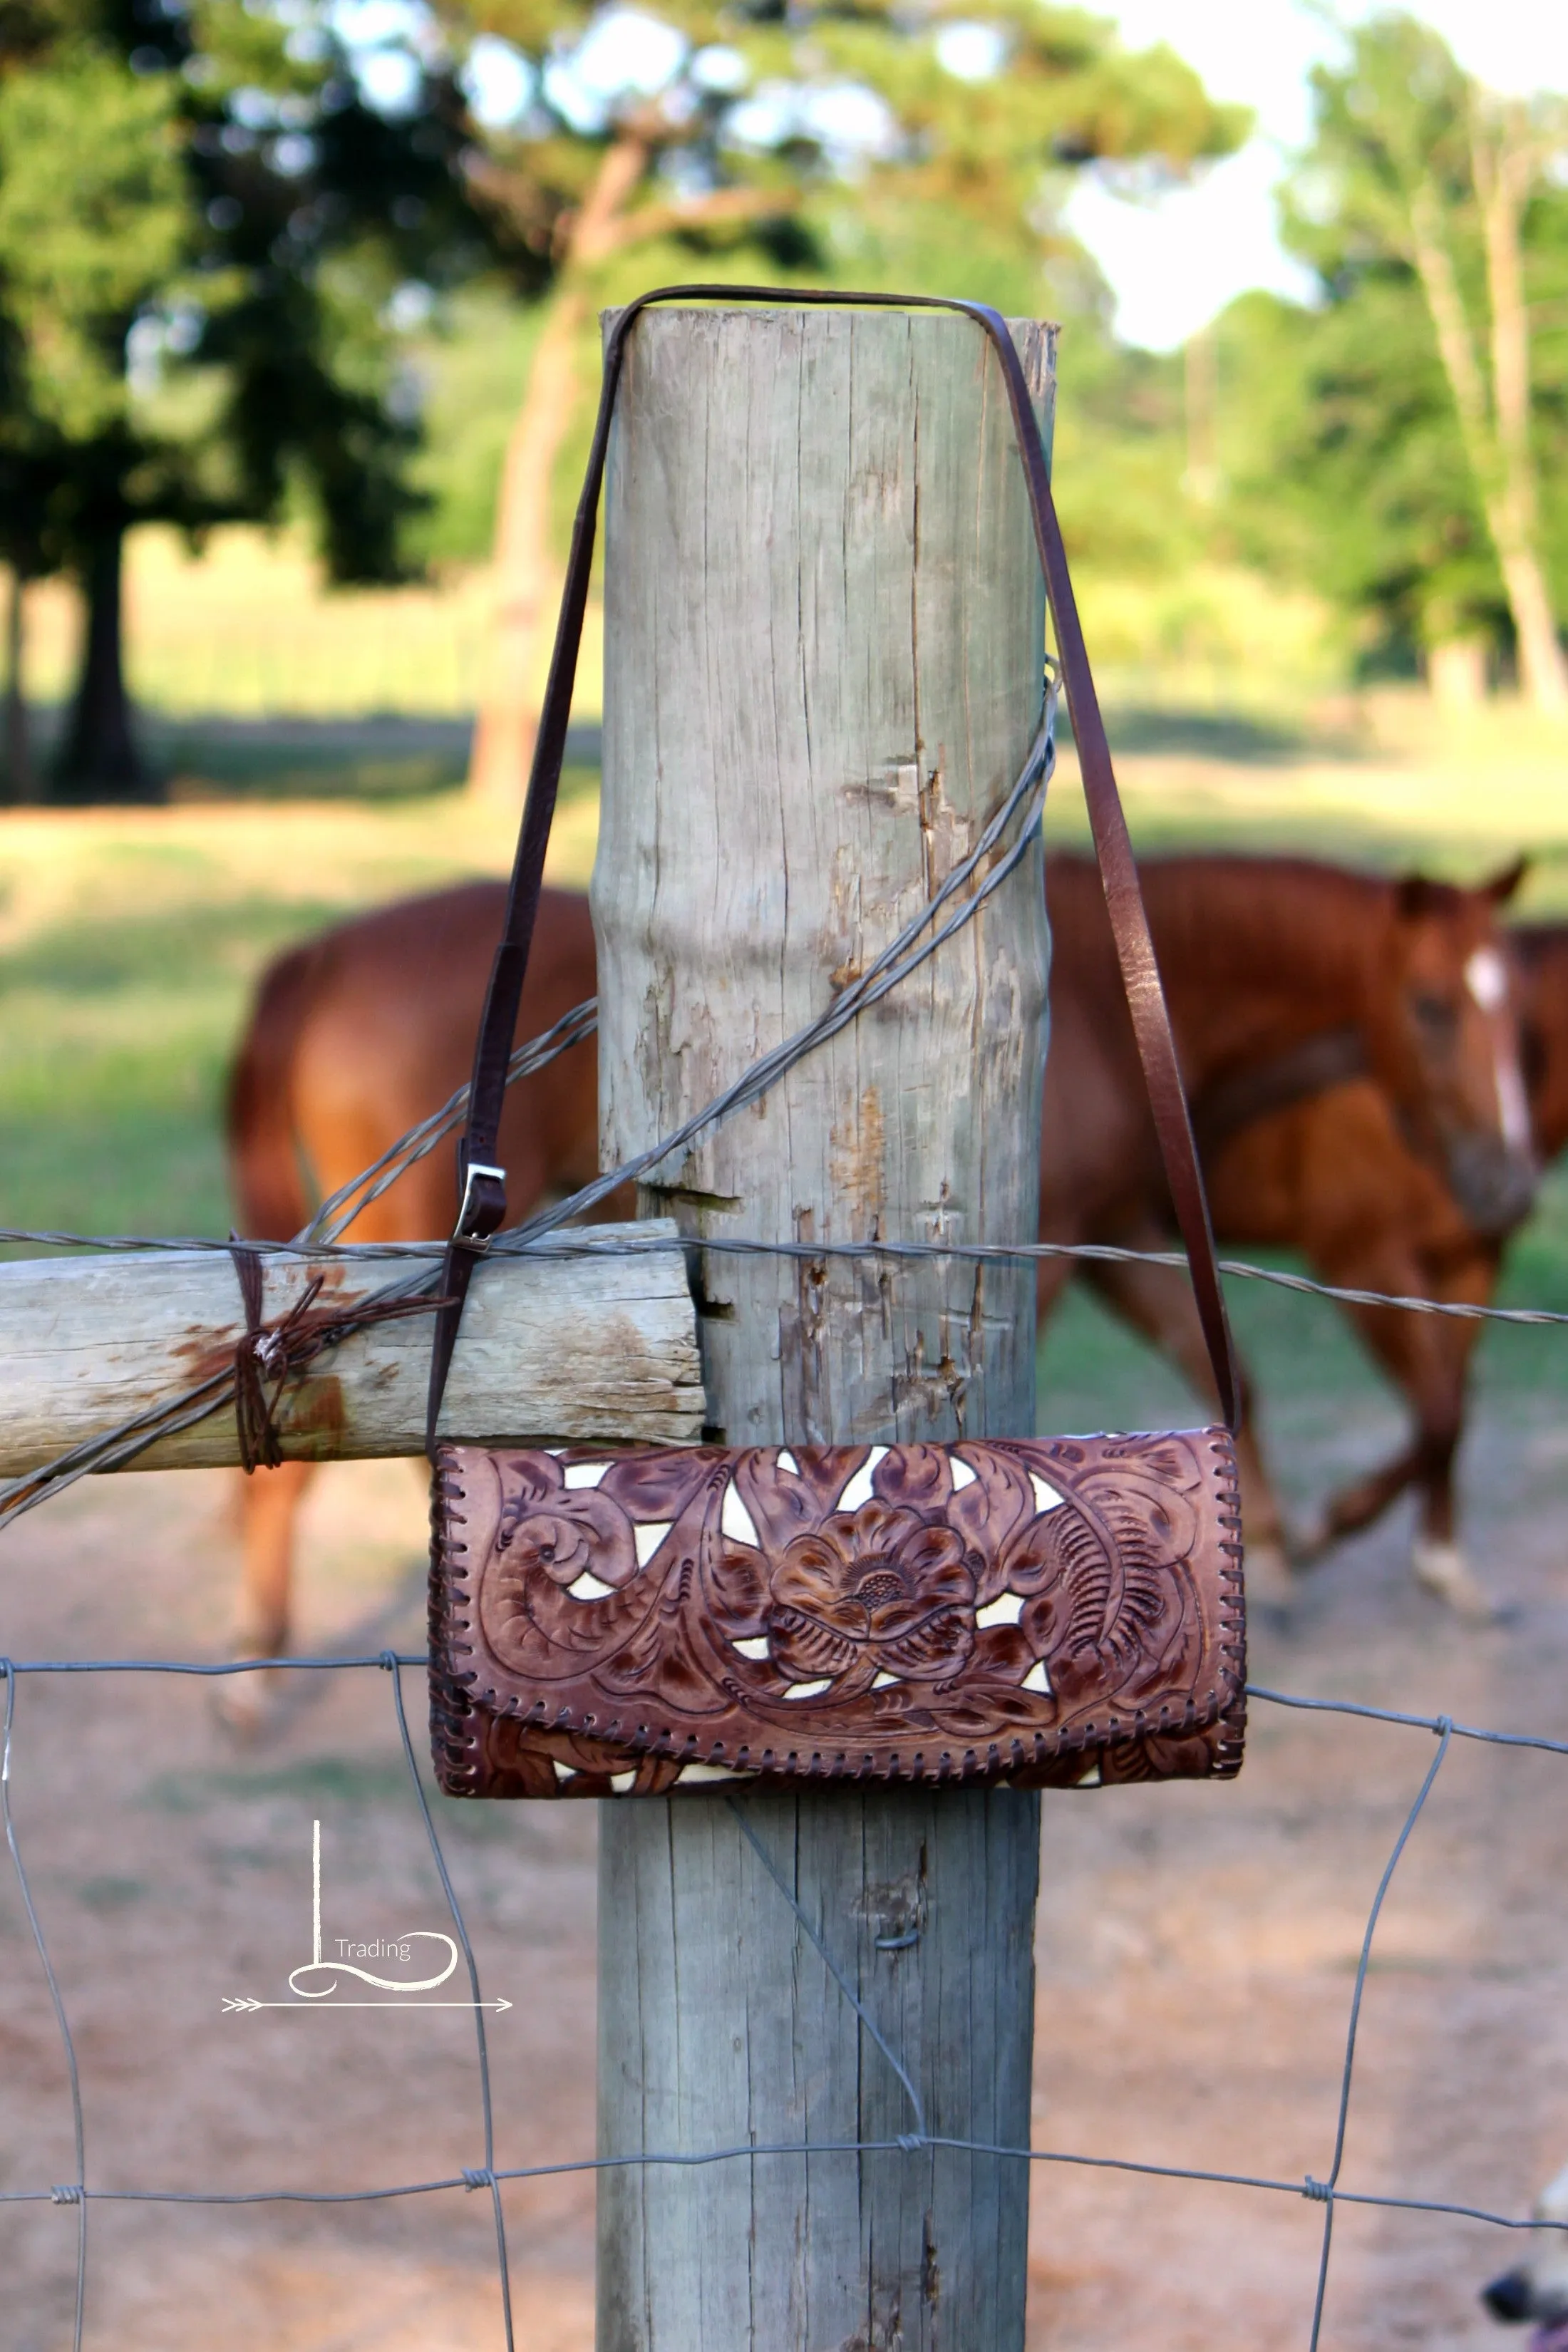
left=301, top=996, right=599, bottom=1249
left=3, top=1203, right=1562, bottom=1537
left=6, top=1219, right=1567, bottom=1332
left=0, top=701, right=1056, bottom=1533
left=0, top=1265, right=445, bottom=1534
left=1, top=1656, right=1564, bottom=2352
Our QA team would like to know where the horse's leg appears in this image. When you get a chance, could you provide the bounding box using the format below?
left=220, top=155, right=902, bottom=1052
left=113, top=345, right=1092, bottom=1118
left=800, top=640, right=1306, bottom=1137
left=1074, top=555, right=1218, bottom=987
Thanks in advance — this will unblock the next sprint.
left=1392, top=1290, right=1493, bottom=1619
left=238, top=1458, right=316, bottom=1654
left=213, top=1458, right=318, bottom=1734
left=1310, top=1254, right=1495, bottom=1619
left=1034, top=1247, right=1077, bottom=1324
left=1406, top=1249, right=1496, bottom=1582
left=218, top=1097, right=452, bottom=1715
left=1298, top=1440, right=1423, bottom=1552
left=1080, top=1229, right=1295, bottom=1606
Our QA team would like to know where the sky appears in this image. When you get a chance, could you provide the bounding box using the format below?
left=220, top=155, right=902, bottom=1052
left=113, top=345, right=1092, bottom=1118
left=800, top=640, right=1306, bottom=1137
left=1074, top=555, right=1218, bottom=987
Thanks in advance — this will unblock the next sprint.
left=1068, top=0, right=1568, bottom=351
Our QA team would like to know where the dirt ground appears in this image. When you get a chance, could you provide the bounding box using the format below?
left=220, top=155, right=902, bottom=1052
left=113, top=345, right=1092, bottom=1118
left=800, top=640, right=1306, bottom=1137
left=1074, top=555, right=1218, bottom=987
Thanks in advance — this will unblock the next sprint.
left=3, top=1386, right=1568, bottom=2352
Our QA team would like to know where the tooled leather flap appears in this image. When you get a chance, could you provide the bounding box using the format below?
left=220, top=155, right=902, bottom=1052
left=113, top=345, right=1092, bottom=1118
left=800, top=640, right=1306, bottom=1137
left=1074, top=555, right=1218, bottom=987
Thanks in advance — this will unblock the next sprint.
left=431, top=1432, right=1244, bottom=1785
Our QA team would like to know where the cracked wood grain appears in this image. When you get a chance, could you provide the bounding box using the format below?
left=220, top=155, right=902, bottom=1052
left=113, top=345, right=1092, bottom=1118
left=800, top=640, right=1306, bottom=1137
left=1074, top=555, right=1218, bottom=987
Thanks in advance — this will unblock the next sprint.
left=0, top=1223, right=704, bottom=1472
left=593, top=305, right=1053, bottom=2351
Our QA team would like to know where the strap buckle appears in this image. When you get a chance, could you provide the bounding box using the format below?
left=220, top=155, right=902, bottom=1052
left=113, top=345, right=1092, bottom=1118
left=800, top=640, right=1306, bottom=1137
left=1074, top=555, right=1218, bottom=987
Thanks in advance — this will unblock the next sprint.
left=453, top=1160, right=507, bottom=1252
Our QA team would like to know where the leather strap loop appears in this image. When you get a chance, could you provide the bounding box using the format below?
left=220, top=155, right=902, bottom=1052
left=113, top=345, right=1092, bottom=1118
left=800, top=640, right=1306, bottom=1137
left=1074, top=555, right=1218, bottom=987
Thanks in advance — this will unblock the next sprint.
left=425, top=285, right=1239, bottom=1452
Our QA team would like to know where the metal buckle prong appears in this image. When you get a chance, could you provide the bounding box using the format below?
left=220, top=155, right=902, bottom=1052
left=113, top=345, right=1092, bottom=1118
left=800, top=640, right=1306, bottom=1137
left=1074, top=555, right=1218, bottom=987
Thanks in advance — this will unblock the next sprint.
left=454, top=1160, right=507, bottom=1250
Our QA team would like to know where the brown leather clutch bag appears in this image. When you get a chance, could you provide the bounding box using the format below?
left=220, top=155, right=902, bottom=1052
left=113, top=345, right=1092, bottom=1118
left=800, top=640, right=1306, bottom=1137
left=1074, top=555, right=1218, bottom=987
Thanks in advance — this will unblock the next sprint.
left=429, top=1433, right=1245, bottom=1797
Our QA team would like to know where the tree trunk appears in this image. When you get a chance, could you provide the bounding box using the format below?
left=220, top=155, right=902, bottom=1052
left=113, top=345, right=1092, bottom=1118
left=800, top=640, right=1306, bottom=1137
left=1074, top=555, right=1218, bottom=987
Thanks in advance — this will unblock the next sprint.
left=1, top=566, right=29, bottom=802
left=1410, top=170, right=1568, bottom=717
left=1475, top=112, right=1568, bottom=715
left=1495, top=540, right=1568, bottom=713
left=592, top=304, right=1053, bottom=2351
left=1476, top=117, right=1561, bottom=715
left=468, top=133, right=650, bottom=809
left=1182, top=323, right=1219, bottom=503
left=55, top=524, right=151, bottom=804
left=1426, top=634, right=1489, bottom=709
left=466, top=286, right=591, bottom=808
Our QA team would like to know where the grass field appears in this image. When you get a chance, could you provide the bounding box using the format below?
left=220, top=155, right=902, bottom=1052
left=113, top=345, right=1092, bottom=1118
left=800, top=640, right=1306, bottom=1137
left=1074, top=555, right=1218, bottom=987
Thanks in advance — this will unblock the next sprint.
left=0, top=775, right=599, bottom=1238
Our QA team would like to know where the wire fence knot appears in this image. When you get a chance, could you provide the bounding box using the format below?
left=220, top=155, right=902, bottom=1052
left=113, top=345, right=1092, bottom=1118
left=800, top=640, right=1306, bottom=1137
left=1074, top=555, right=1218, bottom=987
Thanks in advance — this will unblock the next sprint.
left=1302, top=2175, right=1332, bottom=2204
left=378, top=1650, right=401, bottom=1673
left=50, top=2182, right=83, bottom=2206
left=462, top=2166, right=497, bottom=2193
left=1433, top=1714, right=1454, bottom=1738
left=896, top=2133, right=927, bottom=2155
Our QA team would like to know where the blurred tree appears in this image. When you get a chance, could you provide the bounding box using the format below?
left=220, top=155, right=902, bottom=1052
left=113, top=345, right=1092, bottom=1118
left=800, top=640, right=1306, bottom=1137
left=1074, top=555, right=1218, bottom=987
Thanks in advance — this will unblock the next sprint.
left=0, top=401, right=62, bottom=800
left=0, top=0, right=501, bottom=799
left=1213, top=285, right=1506, bottom=688
left=1245, top=14, right=1568, bottom=708
left=444, top=0, right=1248, bottom=803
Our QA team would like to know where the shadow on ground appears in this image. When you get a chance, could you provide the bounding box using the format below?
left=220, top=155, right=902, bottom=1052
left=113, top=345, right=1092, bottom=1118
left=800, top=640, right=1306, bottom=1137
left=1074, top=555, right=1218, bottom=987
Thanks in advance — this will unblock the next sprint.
left=12, top=710, right=607, bottom=803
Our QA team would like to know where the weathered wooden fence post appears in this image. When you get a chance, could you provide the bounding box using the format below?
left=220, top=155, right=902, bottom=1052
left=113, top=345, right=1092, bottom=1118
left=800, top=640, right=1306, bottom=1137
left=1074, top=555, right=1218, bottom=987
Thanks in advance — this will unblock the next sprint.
left=592, top=304, right=1053, bottom=2351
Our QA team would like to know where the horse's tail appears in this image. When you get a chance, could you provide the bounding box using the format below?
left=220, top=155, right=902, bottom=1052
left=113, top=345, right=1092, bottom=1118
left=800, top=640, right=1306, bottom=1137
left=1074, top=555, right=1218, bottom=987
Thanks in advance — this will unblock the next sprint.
left=226, top=938, right=328, bottom=1242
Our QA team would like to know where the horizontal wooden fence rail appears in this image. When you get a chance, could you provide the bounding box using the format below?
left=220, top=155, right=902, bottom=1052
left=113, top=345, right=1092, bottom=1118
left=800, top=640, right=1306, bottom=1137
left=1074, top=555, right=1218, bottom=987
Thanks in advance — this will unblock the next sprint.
left=0, top=1221, right=705, bottom=1476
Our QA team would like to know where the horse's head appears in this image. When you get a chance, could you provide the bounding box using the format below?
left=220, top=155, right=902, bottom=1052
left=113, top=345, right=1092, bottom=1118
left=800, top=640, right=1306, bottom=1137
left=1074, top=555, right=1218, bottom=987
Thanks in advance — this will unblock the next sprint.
left=1366, top=860, right=1537, bottom=1238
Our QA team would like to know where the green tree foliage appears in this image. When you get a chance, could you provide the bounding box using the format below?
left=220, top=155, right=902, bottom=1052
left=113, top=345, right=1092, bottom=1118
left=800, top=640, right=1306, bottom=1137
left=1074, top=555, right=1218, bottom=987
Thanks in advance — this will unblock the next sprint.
left=0, top=57, right=185, bottom=438
left=1217, top=281, right=1502, bottom=675
left=454, top=0, right=1246, bottom=314
left=1215, top=13, right=1568, bottom=698
left=0, top=0, right=1247, bottom=802
left=443, top=0, right=1247, bottom=799
left=0, top=0, right=497, bottom=797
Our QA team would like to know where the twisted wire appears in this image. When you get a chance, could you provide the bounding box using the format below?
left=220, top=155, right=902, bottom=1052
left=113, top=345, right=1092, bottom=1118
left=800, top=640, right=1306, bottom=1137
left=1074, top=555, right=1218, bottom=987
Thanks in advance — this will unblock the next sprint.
left=0, top=698, right=1051, bottom=1529
left=4, top=1226, right=1564, bottom=1327
left=4, top=1212, right=1561, bottom=1537
left=505, top=703, right=1057, bottom=1251
left=300, top=996, right=598, bottom=1248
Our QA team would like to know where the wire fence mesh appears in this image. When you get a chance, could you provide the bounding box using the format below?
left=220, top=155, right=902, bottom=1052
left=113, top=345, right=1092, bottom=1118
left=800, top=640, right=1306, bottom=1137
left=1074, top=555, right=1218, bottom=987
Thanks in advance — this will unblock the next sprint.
left=3, top=1644, right=1567, bottom=2352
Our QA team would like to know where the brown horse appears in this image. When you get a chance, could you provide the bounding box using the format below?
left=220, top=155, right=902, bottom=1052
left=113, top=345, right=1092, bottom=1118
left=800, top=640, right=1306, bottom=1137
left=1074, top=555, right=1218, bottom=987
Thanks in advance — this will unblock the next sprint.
left=1041, top=855, right=1537, bottom=1616
left=225, top=884, right=614, bottom=1671
left=1313, top=916, right=1568, bottom=1605
left=225, top=857, right=1535, bottom=1661
left=1268, top=914, right=1568, bottom=1606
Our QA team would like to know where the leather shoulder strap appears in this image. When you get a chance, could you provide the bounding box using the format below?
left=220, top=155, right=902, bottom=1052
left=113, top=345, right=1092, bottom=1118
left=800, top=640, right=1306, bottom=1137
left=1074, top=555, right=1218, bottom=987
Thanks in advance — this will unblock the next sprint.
left=426, top=285, right=1239, bottom=1450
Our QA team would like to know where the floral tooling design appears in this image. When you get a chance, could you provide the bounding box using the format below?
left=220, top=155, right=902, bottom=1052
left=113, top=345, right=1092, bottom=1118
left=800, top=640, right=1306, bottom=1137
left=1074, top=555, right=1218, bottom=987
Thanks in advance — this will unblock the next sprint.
left=430, top=1433, right=1245, bottom=1797
left=768, top=1500, right=976, bottom=1693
